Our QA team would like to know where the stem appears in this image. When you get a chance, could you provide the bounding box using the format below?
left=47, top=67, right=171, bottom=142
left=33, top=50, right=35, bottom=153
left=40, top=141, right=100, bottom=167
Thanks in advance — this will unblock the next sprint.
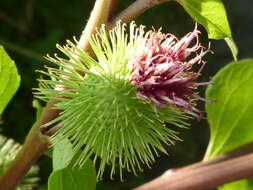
left=134, top=153, right=253, bottom=190
left=0, top=132, right=47, bottom=190
left=108, top=0, right=119, bottom=20
left=132, top=142, right=253, bottom=190
left=0, top=100, right=58, bottom=190
left=132, top=140, right=253, bottom=190
left=43, top=122, right=62, bottom=136
left=181, top=142, right=253, bottom=171
left=108, top=0, right=170, bottom=29
left=78, top=0, right=112, bottom=51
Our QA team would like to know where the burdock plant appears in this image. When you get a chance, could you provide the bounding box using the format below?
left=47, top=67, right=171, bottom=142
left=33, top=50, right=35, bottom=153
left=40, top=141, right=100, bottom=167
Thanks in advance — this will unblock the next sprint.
left=35, top=21, right=209, bottom=179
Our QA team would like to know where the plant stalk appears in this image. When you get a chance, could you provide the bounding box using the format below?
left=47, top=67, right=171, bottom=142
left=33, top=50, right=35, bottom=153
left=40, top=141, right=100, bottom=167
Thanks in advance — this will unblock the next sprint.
left=0, top=100, right=59, bottom=190
left=108, top=0, right=170, bottom=29
left=134, top=153, right=253, bottom=190
left=78, top=0, right=112, bottom=52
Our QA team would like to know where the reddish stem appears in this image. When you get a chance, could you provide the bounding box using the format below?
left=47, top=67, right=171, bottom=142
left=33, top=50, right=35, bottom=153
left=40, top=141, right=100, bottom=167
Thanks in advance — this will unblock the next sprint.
left=134, top=153, right=253, bottom=190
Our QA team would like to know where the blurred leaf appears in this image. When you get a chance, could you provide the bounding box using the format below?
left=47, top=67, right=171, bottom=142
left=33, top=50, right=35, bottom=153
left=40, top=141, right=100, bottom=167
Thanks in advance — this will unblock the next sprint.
left=205, top=59, right=253, bottom=159
left=37, top=186, right=48, bottom=190
left=44, top=148, right=53, bottom=158
left=0, top=46, right=20, bottom=115
left=219, top=179, right=253, bottom=190
left=48, top=158, right=96, bottom=190
left=53, top=138, right=74, bottom=171
left=178, top=0, right=231, bottom=39
left=178, top=0, right=238, bottom=60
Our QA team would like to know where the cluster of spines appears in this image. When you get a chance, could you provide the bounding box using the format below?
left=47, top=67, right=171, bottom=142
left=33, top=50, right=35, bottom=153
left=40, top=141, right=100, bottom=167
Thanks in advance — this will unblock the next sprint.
left=35, top=22, right=206, bottom=180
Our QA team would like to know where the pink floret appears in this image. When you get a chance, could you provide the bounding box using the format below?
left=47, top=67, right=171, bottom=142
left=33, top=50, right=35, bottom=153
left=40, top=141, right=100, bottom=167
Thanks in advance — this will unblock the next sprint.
left=130, top=25, right=211, bottom=118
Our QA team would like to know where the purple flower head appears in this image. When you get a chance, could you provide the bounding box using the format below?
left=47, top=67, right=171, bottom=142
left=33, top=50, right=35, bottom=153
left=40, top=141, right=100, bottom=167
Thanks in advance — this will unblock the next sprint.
left=130, top=25, right=211, bottom=118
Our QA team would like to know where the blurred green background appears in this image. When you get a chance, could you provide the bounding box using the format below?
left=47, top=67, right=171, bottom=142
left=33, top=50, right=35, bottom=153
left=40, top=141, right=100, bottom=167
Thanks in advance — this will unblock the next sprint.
left=0, top=0, right=252, bottom=189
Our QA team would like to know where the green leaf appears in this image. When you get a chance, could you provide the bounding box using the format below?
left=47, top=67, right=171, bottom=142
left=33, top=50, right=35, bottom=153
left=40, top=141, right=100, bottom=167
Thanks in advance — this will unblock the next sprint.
left=0, top=46, right=20, bottom=115
left=49, top=141, right=96, bottom=190
left=219, top=179, right=253, bottom=190
left=205, top=59, right=253, bottom=159
left=178, top=0, right=231, bottom=39
left=53, top=138, right=74, bottom=171
left=178, top=0, right=238, bottom=60
left=48, top=159, right=96, bottom=190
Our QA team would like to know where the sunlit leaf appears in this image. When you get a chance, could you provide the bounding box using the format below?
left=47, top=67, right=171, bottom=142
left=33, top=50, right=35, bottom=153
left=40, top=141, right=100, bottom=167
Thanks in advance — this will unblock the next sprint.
left=0, top=46, right=20, bottom=115
left=219, top=179, right=253, bottom=190
left=48, top=158, right=96, bottom=190
left=52, top=138, right=74, bottom=171
left=178, top=0, right=238, bottom=60
left=205, top=59, right=253, bottom=159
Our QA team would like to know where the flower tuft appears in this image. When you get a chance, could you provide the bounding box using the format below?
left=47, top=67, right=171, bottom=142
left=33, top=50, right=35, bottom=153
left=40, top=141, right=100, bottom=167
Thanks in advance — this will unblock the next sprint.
left=129, top=25, right=210, bottom=118
left=35, top=21, right=210, bottom=180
